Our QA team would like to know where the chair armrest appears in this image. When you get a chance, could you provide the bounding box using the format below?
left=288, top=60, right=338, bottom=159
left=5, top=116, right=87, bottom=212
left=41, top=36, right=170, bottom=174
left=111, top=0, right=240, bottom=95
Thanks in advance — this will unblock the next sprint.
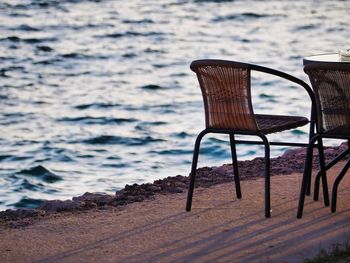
left=249, top=63, right=317, bottom=132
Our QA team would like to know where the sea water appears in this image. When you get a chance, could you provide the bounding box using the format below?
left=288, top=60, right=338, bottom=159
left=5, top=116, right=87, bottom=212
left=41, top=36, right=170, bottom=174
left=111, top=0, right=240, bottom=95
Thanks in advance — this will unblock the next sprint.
left=1, top=0, right=349, bottom=209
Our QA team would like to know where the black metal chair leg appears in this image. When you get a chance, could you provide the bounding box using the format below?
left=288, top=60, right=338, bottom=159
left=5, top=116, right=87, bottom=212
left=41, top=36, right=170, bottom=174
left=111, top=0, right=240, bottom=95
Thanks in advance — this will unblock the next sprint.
left=304, top=138, right=315, bottom=197
left=317, top=138, right=329, bottom=206
left=314, top=171, right=321, bottom=201
left=297, top=135, right=318, bottom=218
left=305, top=142, right=314, bottom=195
left=314, top=146, right=350, bottom=201
left=305, top=170, right=312, bottom=196
left=230, top=134, right=242, bottom=199
left=258, top=134, right=270, bottom=218
left=305, top=110, right=316, bottom=196
left=186, top=130, right=207, bottom=212
left=331, top=158, right=350, bottom=213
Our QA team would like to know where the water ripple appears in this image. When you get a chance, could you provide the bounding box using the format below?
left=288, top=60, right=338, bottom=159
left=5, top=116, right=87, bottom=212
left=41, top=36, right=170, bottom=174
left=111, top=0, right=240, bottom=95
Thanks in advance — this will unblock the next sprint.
left=58, top=116, right=138, bottom=124
left=18, top=165, right=62, bottom=183
left=0, top=35, right=58, bottom=43
left=101, top=31, right=165, bottom=39
left=213, top=12, right=282, bottom=22
left=13, top=197, right=44, bottom=209
left=74, top=103, right=122, bottom=110
left=80, top=135, right=164, bottom=146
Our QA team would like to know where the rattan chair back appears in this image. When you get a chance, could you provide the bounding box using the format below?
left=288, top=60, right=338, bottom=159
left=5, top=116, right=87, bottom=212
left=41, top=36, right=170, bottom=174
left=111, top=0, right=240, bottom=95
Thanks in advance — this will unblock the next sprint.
left=190, top=60, right=258, bottom=131
left=304, top=63, right=350, bottom=135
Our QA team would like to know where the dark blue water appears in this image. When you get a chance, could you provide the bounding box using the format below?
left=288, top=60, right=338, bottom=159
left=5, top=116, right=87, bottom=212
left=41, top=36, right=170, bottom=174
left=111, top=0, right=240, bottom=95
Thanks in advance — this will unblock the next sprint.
left=1, top=0, right=349, bottom=210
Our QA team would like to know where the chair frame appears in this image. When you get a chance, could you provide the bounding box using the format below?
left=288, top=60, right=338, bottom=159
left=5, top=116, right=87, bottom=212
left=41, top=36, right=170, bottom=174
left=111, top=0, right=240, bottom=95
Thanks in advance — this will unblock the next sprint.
left=186, top=60, right=316, bottom=218
left=297, top=62, right=350, bottom=218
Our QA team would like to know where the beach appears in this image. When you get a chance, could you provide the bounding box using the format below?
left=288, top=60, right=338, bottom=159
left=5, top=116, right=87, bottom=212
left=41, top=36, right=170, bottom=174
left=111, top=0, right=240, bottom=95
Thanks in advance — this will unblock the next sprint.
left=1, top=146, right=350, bottom=262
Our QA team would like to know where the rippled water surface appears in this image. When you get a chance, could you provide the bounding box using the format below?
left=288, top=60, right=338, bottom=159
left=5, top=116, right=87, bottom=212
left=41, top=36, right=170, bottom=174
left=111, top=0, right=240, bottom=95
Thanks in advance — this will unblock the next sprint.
left=1, top=0, right=349, bottom=209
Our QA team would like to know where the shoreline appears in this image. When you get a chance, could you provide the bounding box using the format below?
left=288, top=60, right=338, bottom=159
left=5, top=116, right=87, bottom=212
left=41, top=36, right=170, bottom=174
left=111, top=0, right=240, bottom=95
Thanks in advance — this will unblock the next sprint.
left=0, top=143, right=347, bottom=228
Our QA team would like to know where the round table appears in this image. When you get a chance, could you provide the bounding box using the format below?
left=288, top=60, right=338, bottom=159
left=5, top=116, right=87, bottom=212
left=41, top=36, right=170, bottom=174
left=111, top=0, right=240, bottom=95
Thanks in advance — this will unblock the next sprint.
left=303, top=53, right=350, bottom=66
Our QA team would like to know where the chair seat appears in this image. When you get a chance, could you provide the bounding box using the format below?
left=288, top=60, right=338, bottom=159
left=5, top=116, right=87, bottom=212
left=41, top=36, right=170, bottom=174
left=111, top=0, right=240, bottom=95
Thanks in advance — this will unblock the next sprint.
left=256, top=114, right=309, bottom=134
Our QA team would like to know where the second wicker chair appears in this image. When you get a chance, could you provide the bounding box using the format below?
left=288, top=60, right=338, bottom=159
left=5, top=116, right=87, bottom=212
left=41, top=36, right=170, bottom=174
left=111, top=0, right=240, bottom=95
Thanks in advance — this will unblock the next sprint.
left=297, top=62, right=350, bottom=218
left=186, top=59, right=315, bottom=218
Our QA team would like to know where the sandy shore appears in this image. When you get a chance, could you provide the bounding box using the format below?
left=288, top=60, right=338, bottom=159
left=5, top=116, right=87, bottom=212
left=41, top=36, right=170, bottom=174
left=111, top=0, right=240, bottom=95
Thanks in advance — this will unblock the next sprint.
left=1, top=153, right=350, bottom=262
left=1, top=143, right=347, bottom=225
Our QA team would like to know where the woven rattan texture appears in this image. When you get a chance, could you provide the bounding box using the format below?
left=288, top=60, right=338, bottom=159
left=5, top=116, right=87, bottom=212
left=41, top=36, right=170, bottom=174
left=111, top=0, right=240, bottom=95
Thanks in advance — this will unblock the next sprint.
left=195, top=65, right=257, bottom=130
left=255, top=114, right=308, bottom=134
left=305, top=67, right=350, bottom=135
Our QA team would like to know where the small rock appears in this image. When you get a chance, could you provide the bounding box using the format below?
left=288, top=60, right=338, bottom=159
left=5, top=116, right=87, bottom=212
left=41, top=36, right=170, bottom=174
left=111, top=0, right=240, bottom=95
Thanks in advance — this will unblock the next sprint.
left=0, top=209, right=44, bottom=221
left=73, top=192, right=115, bottom=206
left=282, top=148, right=306, bottom=158
left=39, top=200, right=81, bottom=213
left=212, top=166, right=231, bottom=176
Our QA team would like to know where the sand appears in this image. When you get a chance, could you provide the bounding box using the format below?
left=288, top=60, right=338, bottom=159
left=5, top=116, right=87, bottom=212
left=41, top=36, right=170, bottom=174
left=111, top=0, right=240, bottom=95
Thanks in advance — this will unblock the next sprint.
left=1, top=160, right=350, bottom=263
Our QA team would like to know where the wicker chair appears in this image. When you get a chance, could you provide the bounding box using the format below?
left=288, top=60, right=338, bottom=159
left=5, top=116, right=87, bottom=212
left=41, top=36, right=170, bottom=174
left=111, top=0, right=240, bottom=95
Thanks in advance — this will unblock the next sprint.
left=297, top=63, right=350, bottom=218
left=186, top=59, right=315, bottom=218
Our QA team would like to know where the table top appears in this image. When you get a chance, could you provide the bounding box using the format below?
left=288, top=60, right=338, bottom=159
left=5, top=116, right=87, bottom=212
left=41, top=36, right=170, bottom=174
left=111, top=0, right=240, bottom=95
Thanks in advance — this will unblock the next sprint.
left=303, top=53, right=350, bottom=65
